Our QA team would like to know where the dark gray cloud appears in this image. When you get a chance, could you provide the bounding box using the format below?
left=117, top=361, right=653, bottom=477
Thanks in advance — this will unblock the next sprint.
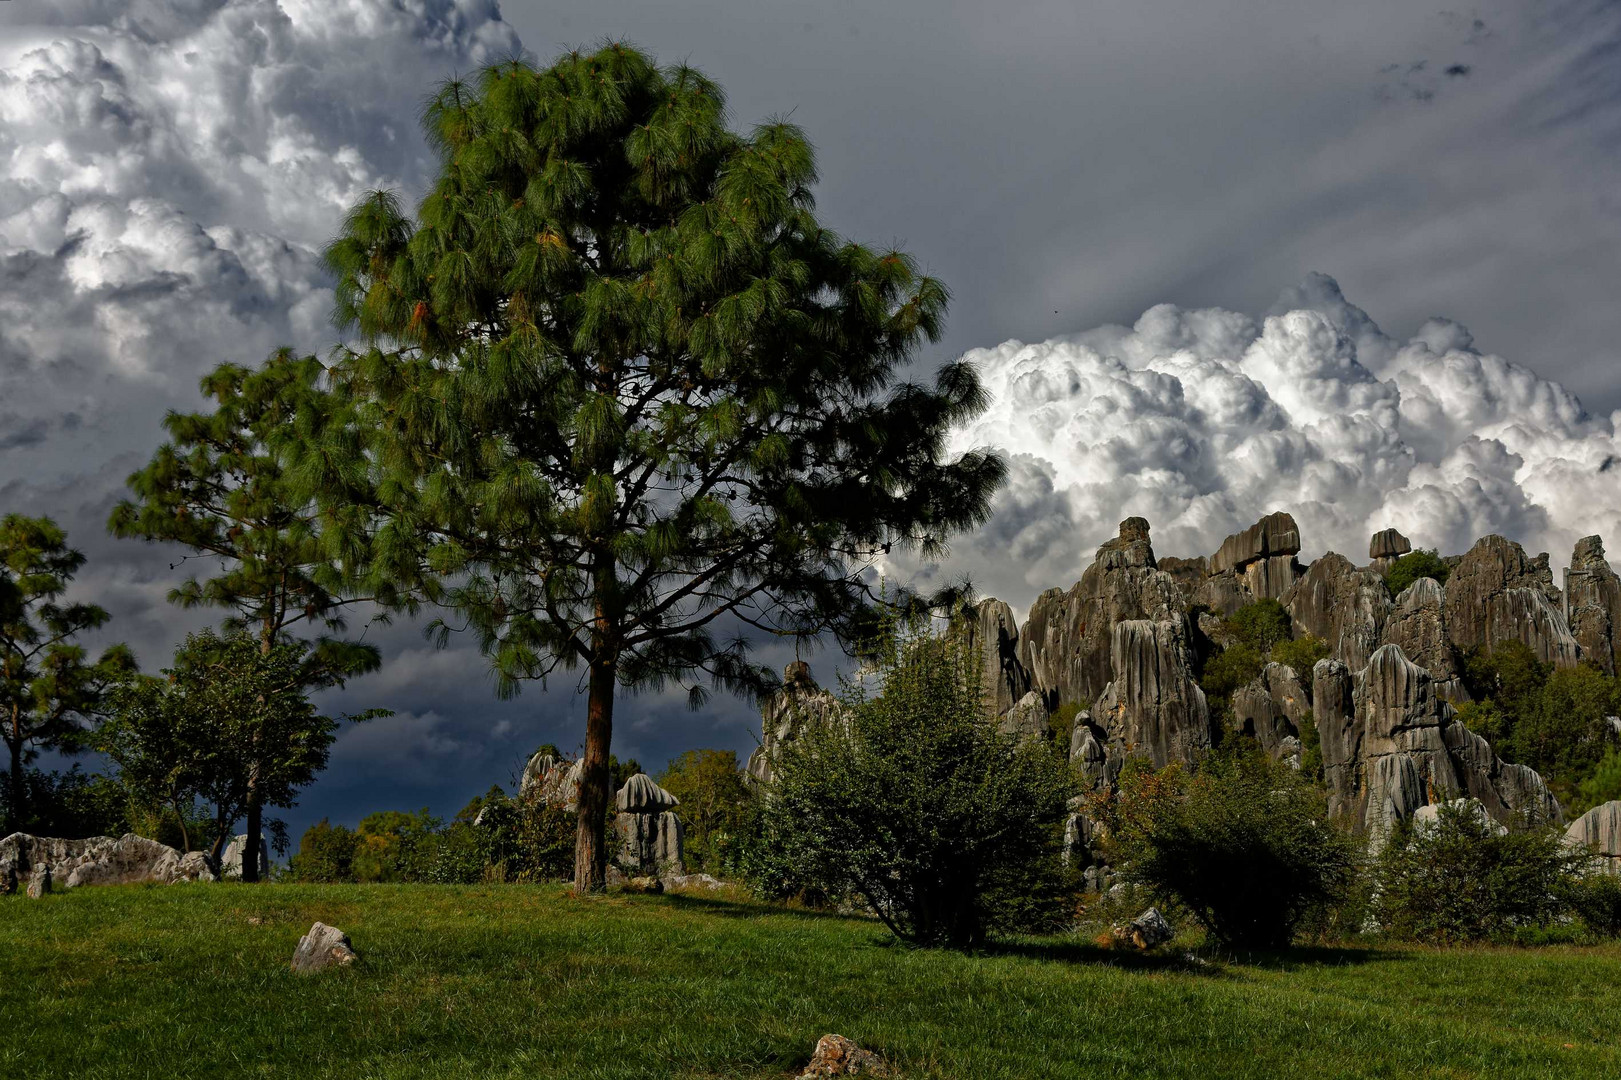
left=1, top=0, right=1619, bottom=839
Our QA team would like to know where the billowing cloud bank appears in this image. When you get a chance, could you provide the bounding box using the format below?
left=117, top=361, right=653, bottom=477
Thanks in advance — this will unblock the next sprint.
left=936, top=274, right=1621, bottom=611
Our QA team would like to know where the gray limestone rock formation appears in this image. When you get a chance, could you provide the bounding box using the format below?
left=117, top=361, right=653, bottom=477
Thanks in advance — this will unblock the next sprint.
left=797, top=1034, right=892, bottom=1078
left=517, top=751, right=564, bottom=802
left=998, top=690, right=1050, bottom=742
left=614, top=774, right=684, bottom=876
left=1312, top=645, right=1557, bottom=834
left=1017, top=517, right=1186, bottom=710
left=746, top=662, right=843, bottom=785
left=291, top=922, right=358, bottom=974
left=1381, top=577, right=1467, bottom=703
left=1155, top=555, right=1209, bottom=606
left=1369, top=527, right=1412, bottom=562
left=1209, top=511, right=1301, bottom=575
left=1284, top=553, right=1393, bottom=671
left=1231, top=661, right=1309, bottom=758
left=1565, top=535, right=1621, bottom=675
left=1092, top=617, right=1211, bottom=768
left=1565, top=801, right=1621, bottom=872
left=1069, top=716, right=1111, bottom=792
left=960, top=598, right=1031, bottom=717
left=220, top=833, right=270, bottom=880
left=26, top=865, right=50, bottom=898
left=1443, top=535, right=1579, bottom=668
left=0, top=833, right=216, bottom=890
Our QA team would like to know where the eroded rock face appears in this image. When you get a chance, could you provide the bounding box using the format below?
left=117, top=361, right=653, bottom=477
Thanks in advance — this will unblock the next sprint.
left=1232, top=662, right=1308, bottom=758
left=1565, top=536, right=1621, bottom=676
left=961, top=598, right=1031, bottom=717
left=614, top=774, right=684, bottom=876
left=0, top=833, right=216, bottom=890
left=1210, top=511, right=1301, bottom=575
left=1018, top=518, right=1185, bottom=709
left=1092, top=617, right=1211, bottom=768
left=1443, top=535, right=1579, bottom=668
left=1312, top=645, right=1557, bottom=833
left=1156, top=555, right=1209, bottom=606
left=746, top=662, right=843, bottom=785
left=291, top=922, right=357, bottom=974
left=1565, top=801, right=1621, bottom=872
left=1369, top=528, right=1412, bottom=561
left=998, top=690, right=1049, bottom=742
left=1381, top=577, right=1466, bottom=702
left=1284, top=553, right=1392, bottom=671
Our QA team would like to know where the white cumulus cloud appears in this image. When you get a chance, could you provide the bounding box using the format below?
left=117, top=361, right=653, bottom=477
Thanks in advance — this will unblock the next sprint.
left=928, top=273, right=1621, bottom=611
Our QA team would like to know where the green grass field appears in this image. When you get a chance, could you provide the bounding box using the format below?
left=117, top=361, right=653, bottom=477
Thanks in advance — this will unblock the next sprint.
left=3, top=883, right=1617, bottom=1079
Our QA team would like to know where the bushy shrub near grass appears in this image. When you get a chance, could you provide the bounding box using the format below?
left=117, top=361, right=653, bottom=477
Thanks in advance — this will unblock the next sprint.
left=754, top=626, right=1075, bottom=945
left=289, top=818, right=358, bottom=882
left=1101, top=748, right=1361, bottom=949
left=657, top=749, right=753, bottom=876
left=1564, top=871, right=1621, bottom=938
left=1373, top=802, right=1584, bottom=944
left=1384, top=548, right=1450, bottom=597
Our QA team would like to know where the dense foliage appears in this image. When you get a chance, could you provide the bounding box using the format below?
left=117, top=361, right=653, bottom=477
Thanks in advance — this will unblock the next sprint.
left=1196, top=599, right=1327, bottom=735
left=1374, top=801, right=1586, bottom=943
left=100, top=630, right=375, bottom=861
left=657, top=749, right=752, bottom=875
left=1101, top=749, right=1361, bottom=948
left=753, top=627, right=1074, bottom=945
left=1383, top=548, right=1451, bottom=597
left=1457, top=641, right=1621, bottom=807
left=312, top=44, right=1005, bottom=891
left=0, top=516, right=134, bottom=832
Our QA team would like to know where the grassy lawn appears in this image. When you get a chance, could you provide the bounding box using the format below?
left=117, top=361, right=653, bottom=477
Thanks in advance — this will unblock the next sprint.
left=3, top=883, right=1618, bottom=1079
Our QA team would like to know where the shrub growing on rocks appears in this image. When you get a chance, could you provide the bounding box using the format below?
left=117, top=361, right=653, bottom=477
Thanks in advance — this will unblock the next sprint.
left=755, top=627, right=1074, bottom=946
left=1374, top=801, right=1586, bottom=944
left=1102, top=748, right=1360, bottom=949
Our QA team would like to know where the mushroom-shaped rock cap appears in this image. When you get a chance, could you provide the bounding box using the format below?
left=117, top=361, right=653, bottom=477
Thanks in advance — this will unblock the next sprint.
left=1370, top=528, right=1412, bottom=560
left=615, top=773, right=679, bottom=812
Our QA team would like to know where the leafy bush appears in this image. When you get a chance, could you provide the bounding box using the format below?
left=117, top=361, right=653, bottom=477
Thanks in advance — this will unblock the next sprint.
left=1230, top=599, right=1292, bottom=654
left=289, top=818, right=358, bottom=883
left=755, top=626, right=1075, bottom=945
left=1384, top=549, right=1450, bottom=597
left=0, top=766, right=134, bottom=840
left=1199, top=643, right=1265, bottom=729
left=1374, top=801, right=1584, bottom=943
left=1297, top=712, right=1323, bottom=781
left=1564, top=871, right=1621, bottom=937
left=1101, top=749, right=1361, bottom=949
left=1271, top=634, right=1330, bottom=677
left=1577, top=749, right=1621, bottom=812
left=657, top=749, right=752, bottom=875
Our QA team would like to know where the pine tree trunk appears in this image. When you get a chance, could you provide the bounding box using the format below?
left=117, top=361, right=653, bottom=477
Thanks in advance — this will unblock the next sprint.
left=242, top=776, right=262, bottom=883
left=5, top=734, right=22, bottom=835
left=572, top=657, right=615, bottom=894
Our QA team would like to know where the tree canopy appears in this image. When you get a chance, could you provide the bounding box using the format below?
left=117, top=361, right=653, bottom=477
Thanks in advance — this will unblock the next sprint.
left=314, top=44, right=1005, bottom=891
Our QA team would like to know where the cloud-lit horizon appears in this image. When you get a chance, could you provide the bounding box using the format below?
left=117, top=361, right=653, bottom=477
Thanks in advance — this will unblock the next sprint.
left=2, top=0, right=1619, bottom=838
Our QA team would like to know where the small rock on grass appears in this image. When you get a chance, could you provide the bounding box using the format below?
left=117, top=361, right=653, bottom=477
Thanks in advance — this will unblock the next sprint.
left=798, top=1034, right=892, bottom=1077
left=26, top=865, right=51, bottom=899
left=1111, top=907, right=1173, bottom=950
left=290, top=922, right=358, bottom=974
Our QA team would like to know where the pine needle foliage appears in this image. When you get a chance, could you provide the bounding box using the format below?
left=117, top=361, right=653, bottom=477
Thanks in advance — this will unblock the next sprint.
left=315, top=45, right=1006, bottom=891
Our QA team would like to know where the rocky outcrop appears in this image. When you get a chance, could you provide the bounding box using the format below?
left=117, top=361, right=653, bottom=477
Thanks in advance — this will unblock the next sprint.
left=1156, top=555, right=1208, bottom=606
left=960, top=599, right=1030, bottom=716
left=1443, top=535, right=1579, bottom=668
left=998, top=690, right=1050, bottom=741
left=1092, top=617, right=1211, bottom=768
left=1210, top=511, right=1301, bottom=575
left=0, top=833, right=216, bottom=890
left=746, top=662, right=843, bottom=785
left=220, top=833, right=269, bottom=880
left=291, top=922, right=358, bottom=974
left=797, top=1034, right=892, bottom=1078
left=614, top=774, right=683, bottom=876
left=1565, top=536, right=1621, bottom=676
left=1018, top=518, right=1186, bottom=710
left=1069, top=716, right=1112, bottom=792
left=1369, top=527, right=1412, bottom=563
left=27, top=865, right=50, bottom=898
left=1565, top=801, right=1621, bottom=872
left=1381, top=577, right=1466, bottom=702
left=1231, top=662, right=1309, bottom=758
left=1284, top=553, right=1392, bottom=671
left=1312, top=645, right=1558, bottom=833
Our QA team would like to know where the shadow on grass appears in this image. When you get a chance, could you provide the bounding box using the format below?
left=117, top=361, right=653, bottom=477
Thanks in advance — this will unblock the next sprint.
left=661, top=891, right=870, bottom=924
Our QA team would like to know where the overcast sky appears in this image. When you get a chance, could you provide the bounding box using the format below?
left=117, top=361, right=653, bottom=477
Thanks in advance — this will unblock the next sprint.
left=1, top=0, right=1618, bottom=841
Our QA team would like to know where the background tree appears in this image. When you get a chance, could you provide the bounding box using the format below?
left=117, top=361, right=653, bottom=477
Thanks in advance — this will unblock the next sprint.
left=658, top=748, right=752, bottom=874
left=99, top=629, right=368, bottom=865
left=317, top=45, right=1005, bottom=892
left=0, top=515, right=134, bottom=832
left=109, top=351, right=383, bottom=879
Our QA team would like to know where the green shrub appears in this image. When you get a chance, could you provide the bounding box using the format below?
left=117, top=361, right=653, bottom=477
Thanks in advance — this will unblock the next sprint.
left=1374, top=802, right=1583, bottom=944
left=1271, top=634, right=1330, bottom=677
left=658, top=749, right=753, bottom=875
left=1230, top=599, right=1292, bottom=654
left=289, top=818, right=358, bottom=883
left=1200, top=643, right=1265, bottom=729
left=755, top=626, right=1075, bottom=945
left=469, top=795, right=575, bottom=883
left=1102, top=749, right=1361, bottom=949
left=1577, top=749, right=1621, bottom=813
left=1564, top=871, right=1621, bottom=937
left=1384, top=549, right=1450, bottom=597
left=1298, top=712, right=1323, bottom=782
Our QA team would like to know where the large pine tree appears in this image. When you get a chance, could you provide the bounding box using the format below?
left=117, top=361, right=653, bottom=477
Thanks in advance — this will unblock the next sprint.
left=317, top=44, right=1005, bottom=892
